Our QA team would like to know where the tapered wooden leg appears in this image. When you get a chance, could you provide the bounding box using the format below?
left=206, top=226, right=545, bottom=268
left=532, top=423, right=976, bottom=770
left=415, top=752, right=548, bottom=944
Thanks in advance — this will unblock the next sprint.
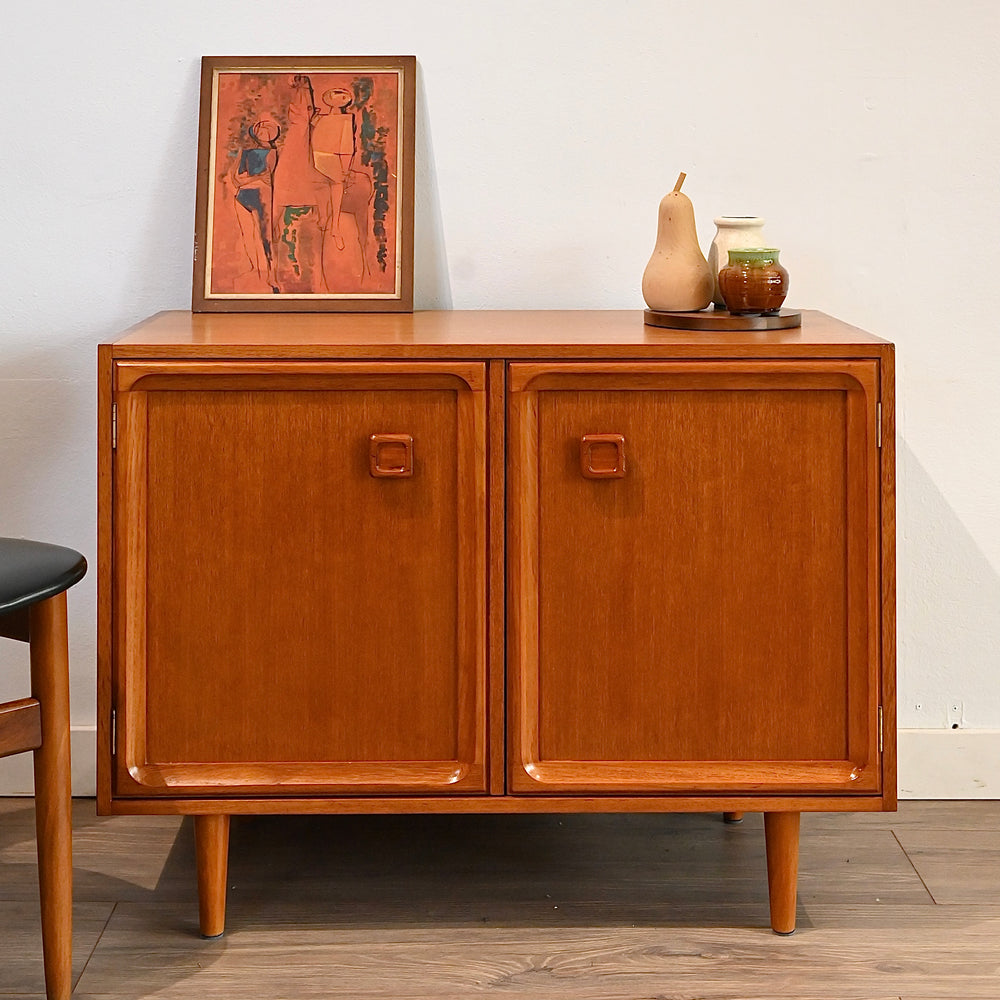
left=195, top=814, right=230, bottom=937
left=723, top=811, right=745, bottom=823
left=29, top=594, right=73, bottom=1000
left=764, top=811, right=800, bottom=934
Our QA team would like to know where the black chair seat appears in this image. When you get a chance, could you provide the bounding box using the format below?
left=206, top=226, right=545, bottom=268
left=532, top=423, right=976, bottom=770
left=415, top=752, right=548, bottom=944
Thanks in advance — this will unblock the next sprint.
left=0, top=538, right=87, bottom=616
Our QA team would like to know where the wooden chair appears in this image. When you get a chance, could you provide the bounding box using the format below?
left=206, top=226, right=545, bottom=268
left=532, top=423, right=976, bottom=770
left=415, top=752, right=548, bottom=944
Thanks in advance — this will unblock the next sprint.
left=0, top=537, right=87, bottom=1000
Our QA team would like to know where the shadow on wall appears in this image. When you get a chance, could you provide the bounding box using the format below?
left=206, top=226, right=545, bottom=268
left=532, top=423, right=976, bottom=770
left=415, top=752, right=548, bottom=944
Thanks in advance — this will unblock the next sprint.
left=127, top=60, right=200, bottom=310
left=412, top=63, right=451, bottom=309
left=898, top=437, right=1000, bottom=728
left=0, top=340, right=94, bottom=538
left=0, top=335, right=97, bottom=708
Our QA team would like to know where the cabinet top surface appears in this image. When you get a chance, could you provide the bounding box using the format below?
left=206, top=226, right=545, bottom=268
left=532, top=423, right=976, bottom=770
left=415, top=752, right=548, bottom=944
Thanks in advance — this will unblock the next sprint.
left=107, top=310, right=891, bottom=359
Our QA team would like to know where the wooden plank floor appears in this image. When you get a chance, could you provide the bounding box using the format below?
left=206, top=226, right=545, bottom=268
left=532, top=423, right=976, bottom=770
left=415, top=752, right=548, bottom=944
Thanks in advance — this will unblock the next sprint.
left=1, top=799, right=998, bottom=998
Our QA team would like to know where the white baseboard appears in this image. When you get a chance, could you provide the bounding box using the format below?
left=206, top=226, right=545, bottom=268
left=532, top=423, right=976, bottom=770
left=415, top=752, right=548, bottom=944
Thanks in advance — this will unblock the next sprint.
left=898, top=728, right=1000, bottom=799
left=0, top=727, right=996, bottom=799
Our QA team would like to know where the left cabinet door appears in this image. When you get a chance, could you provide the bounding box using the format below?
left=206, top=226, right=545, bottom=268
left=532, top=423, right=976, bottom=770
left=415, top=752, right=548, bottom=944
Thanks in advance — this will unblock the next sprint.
left=110, top=361, right=488, bottom=797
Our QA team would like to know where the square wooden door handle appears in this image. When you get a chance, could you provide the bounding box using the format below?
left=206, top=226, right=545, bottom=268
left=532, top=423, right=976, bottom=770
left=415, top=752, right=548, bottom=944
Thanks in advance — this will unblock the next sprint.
left=580, top=434, right=626, bottom=478
left=369, top=434, right=414, bottom=477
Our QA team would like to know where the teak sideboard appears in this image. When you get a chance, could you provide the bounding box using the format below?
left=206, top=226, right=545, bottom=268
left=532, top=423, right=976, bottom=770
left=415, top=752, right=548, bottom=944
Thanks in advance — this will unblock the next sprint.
left=98, top=309, right=896, bottom=936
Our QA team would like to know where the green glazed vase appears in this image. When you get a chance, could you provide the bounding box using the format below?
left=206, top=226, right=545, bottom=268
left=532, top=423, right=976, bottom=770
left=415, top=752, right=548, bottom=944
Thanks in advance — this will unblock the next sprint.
left=718, top=248, right=789, bottom=316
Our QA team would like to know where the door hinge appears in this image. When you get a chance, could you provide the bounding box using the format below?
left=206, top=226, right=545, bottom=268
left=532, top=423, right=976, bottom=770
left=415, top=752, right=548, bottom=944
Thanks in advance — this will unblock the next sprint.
left=878, top=705, right=883, bottom=752
left=110, top=707, right=117, bottom=755
left=876, top=402, right=882, bottom=449
left=112, top=403, right=118, bottom=450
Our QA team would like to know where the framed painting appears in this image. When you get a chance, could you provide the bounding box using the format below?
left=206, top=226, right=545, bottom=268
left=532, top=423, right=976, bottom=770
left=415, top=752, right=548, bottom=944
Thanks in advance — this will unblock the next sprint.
left=193, top=56, right=415, bottom=312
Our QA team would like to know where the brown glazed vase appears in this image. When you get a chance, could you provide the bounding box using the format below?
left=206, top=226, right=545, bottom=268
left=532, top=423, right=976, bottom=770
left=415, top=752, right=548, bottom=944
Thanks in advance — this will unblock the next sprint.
left=718, top=248, right=789, bottom=315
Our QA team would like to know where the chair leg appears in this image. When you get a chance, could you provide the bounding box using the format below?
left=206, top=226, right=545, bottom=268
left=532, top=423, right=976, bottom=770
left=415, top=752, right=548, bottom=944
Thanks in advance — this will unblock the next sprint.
left=29, top=593, right=73, bottom=1000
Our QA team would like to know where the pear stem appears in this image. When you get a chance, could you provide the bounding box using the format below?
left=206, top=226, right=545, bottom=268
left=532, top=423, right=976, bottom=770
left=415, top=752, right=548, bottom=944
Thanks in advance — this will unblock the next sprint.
left=673, top=172, right=687, bottom=193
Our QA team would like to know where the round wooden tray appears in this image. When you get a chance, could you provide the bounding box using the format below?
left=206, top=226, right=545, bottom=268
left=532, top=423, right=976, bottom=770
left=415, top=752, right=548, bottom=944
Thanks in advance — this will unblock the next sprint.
left=644, top=307, right=801, bottom=331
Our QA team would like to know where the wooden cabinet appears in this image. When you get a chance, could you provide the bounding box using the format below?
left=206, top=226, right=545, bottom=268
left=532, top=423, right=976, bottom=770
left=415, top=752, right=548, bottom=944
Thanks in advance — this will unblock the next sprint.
left=98, top=310, right=895, bottom=937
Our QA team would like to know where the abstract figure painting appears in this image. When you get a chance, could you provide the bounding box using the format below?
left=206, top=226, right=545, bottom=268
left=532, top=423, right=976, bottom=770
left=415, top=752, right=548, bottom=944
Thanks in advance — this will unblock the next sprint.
left=193, top=57, right=415, bottom=312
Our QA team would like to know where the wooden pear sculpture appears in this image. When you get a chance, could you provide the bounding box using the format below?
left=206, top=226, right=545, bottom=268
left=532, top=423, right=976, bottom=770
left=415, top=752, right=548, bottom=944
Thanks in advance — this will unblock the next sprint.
left=642, top=172, right=714, bottom=312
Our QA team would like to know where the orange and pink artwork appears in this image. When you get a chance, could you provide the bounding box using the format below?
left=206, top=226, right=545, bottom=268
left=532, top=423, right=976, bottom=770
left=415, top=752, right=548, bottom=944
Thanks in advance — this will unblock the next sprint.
left=194, top=58, right=414, bottom=311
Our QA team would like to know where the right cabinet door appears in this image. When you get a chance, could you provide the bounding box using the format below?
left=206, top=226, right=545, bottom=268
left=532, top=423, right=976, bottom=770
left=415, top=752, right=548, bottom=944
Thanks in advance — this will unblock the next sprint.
left=508, top=360, right=883, bottom=796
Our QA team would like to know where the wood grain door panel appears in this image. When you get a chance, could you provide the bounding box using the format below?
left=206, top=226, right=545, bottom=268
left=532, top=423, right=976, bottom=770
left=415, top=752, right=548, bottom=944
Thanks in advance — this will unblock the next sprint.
left=508, top=361, right=881, bottom=795
left=113, top=362, right=487, bottom=796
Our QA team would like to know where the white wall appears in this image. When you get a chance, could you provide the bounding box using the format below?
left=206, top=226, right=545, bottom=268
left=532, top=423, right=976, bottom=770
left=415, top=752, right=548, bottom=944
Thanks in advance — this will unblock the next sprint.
left=2, top=1, right=998, bottom=794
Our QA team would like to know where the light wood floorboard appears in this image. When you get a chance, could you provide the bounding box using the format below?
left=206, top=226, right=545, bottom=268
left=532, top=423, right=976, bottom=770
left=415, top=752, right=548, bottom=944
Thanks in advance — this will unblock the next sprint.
left=892, top=828, right=1000, bottom=904
left=1, top=800, right=998, bottom=998
left=0, top=901, right=113, bottom=994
